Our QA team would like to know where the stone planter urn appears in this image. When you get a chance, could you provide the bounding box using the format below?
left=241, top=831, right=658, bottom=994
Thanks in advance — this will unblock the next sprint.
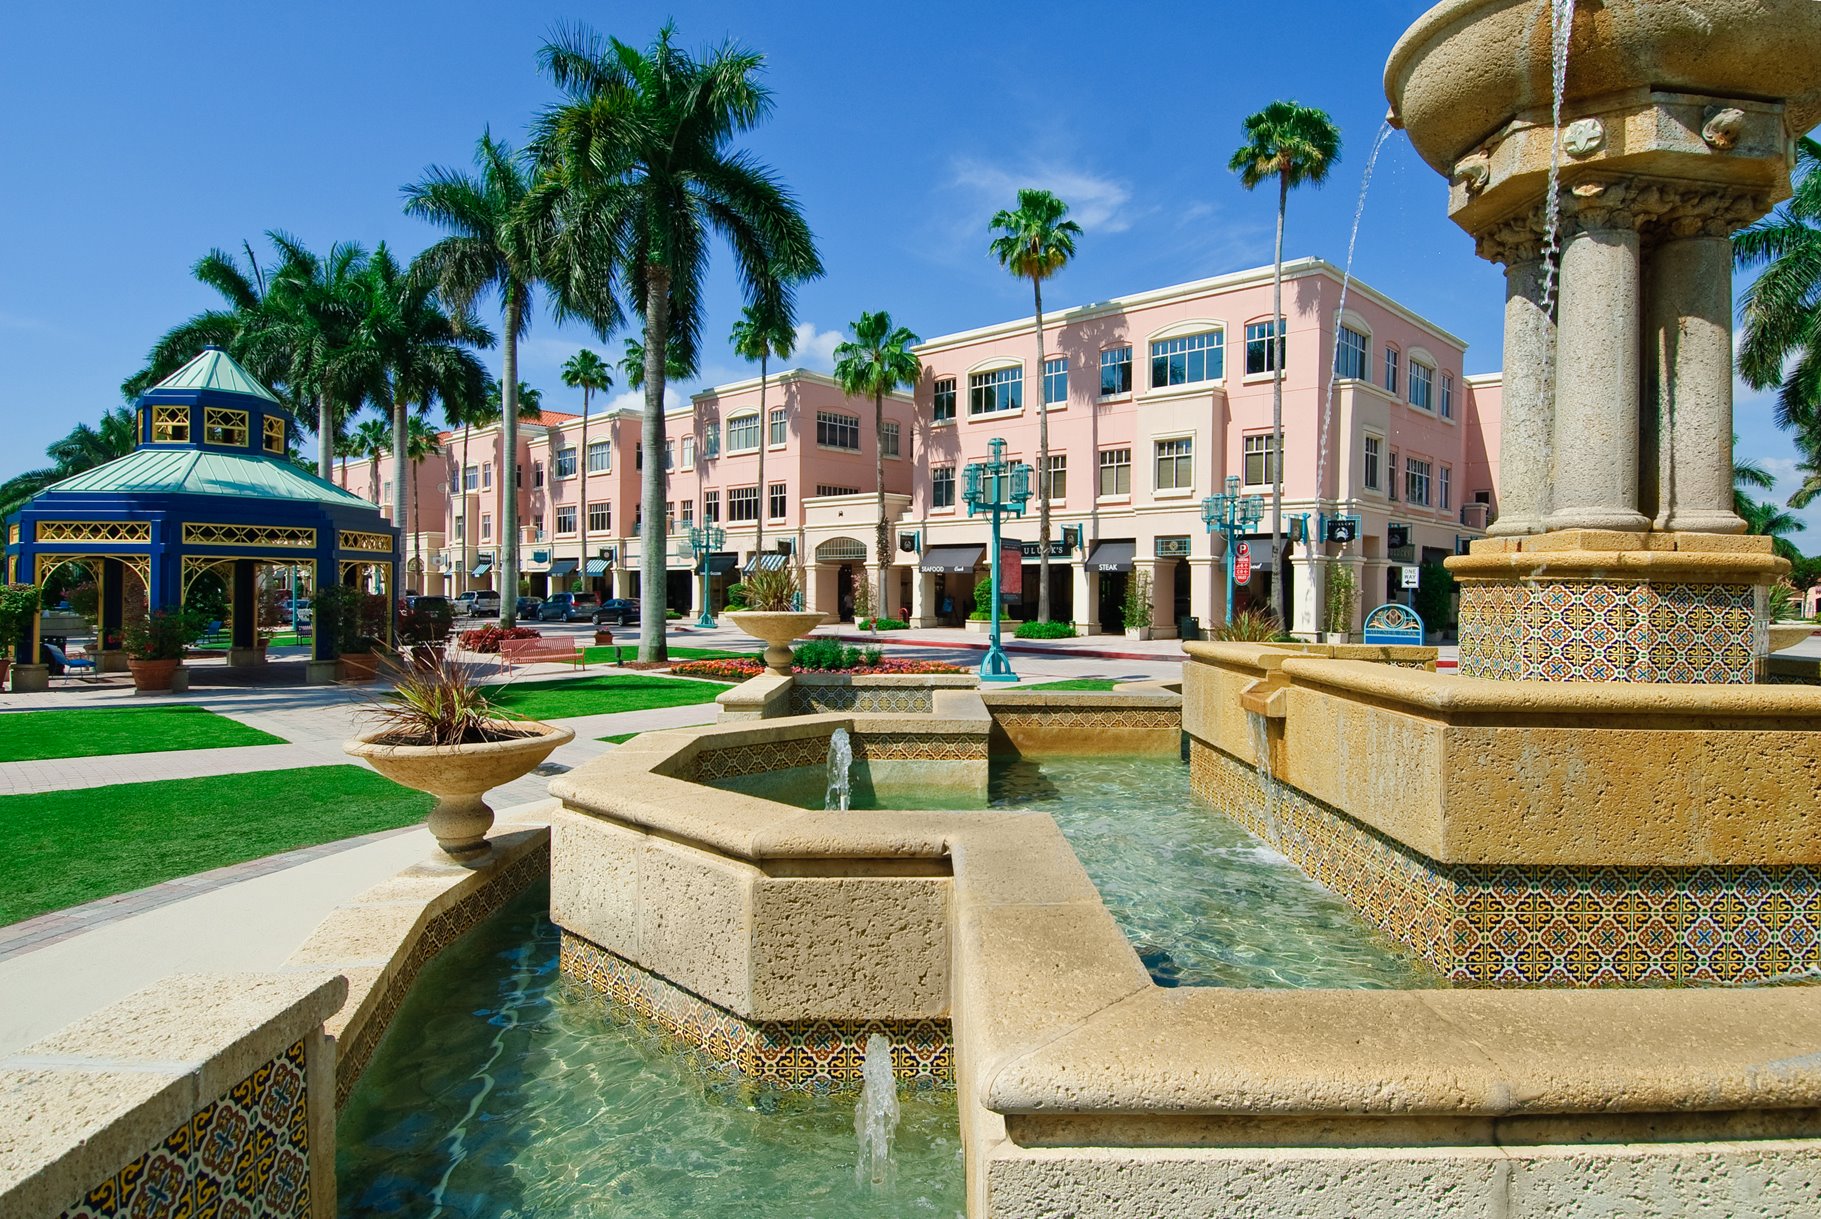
left=127, top=657, right=180, bottom=694
left=344, top=720, right=575, bottom=860
left=1323, top=632, right=1351, bottom=646
left=593, top=628, right=614, bottom=648
left=337, top=652, right=381, bottom=683
left=1767, top=623, right=1813, bottom=654
left=727, top=610, right=827, bottom=676
left=1124, top=627, right=1153, bottom=642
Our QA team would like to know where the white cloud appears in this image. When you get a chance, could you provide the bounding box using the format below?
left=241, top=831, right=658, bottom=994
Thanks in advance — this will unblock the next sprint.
left=790, top=323, right=843, bottom=371
left=600, top=385, right=686, bottom=416
left=947, top=157, right=1138, bottom=234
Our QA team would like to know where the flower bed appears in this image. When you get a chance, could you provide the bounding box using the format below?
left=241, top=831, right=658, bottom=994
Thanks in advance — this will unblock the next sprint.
left=458, top=625, right=542, bottom=654
left=671, top=657, right=966, bottom=681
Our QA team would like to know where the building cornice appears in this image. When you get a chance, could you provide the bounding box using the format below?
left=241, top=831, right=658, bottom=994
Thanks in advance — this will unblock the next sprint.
left=685, top=367, right=915, bottom=412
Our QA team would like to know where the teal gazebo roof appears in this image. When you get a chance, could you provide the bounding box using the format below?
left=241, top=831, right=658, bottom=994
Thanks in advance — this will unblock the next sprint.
left=42, top=446, right=374, bottom=508
left=150, top=347, right=282, bottom=403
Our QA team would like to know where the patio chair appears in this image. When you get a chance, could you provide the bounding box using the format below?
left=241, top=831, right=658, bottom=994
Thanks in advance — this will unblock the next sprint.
left=43, top=643, right=97, bottom=680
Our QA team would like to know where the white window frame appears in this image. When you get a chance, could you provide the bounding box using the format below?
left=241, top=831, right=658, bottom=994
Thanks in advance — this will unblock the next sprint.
left=1408, top=359, right=1435, bottom=411
left=1336, top=324, right=1370, bottom=381
left=1099, top=346, right=1133, bottom=398
left=1243, top=434, right=1281, bottom=487
left=1148, top=325, right=1225, bottom=389
left=1154, top=435, right=1194, bottom=494
left=1098, top=447, right=1132, bottom=499
left=726, top=413, right=761, bottom=454
left=881, top=420, right=901, bottom=459
left=1405, top=457, right=1433, bottom=507
left=769, top=407, right=787, bottom=447
left=555, top=505, right=578, bottom=535
left=816, top=410, right=862, bottom=451
left=554, top=448, right=577, bottom=479
left=727, top=485, right=760, bottom=522
left=1043, top=356, right=1068, bottom=407
left=586, top=502, right=610, bottom=533
left=932, top=465, right=957, bottom=510
left=968, top=364, right=1024, bottom=416
left=933, top=378, right=957, bottom=424
left=586, top=440, right=610, bottom=473
left=1243, top=318, right=1285, bottom=377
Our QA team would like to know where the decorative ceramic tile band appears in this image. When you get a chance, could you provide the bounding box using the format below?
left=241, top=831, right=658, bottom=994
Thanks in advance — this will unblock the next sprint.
left=692, top=735, right=830, bottom=781
left=1457, top=578, right=1763, bottom=683
left=335, top=842, right=548, bottom=1108
left=852, top=732, right=987, bottom=761
left=1190, top=741, right=1821, bottom=987
left=560, top=932, right=953, bottom=1093
left=991, top=708, right=1181, bottom=731
left=61, top=1039, right=312, bottom=1219
left=789, top=686, right=935, bottom=715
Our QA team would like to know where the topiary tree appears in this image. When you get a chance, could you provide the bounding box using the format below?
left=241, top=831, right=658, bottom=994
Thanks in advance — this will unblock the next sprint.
left=1415, top=561, right=1457, bottom=634
left=971, top=576, right=995, bottom=621
left=0, top=583, right=42, bottom=658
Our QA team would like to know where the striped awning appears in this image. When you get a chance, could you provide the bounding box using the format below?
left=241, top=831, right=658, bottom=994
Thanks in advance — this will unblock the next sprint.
left=584, top=558, right=610, bottom=576
left=470, top=561, right=492, bottom=577
left=743, top=553, right=790, bottom=574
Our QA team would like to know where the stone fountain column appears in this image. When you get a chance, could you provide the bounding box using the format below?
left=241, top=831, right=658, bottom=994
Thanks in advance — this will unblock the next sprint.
left=1479, top=212, right=1553, bottom=537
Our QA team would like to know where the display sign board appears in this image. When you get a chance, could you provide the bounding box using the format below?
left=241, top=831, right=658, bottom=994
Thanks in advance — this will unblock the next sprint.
left=1020, top=540, right=1072, bottom=558
left=1362, top=602, right=1425, bottom=645
left=1234, top=542, right=1252, bottom=584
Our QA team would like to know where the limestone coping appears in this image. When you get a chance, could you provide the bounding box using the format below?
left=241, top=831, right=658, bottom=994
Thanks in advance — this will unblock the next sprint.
left=0, top=972, right=345, bottom=1218
left=1446, top=549, right=1788, bottom=583
left=1183, top=641, right=1435, bottom=676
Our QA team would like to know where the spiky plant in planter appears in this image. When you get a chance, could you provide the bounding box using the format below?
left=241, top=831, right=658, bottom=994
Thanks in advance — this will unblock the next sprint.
left=728, top=566, right=825, bottom=675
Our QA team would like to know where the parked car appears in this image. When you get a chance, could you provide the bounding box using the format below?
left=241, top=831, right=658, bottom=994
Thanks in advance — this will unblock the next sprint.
left=454, top=590, right=501, bottom=618
left=278, top=598, right=311, bottom=627
left=404, top=595, right=453, bottom=616
left=593, top=598, right=640, bottom=627
left=538, top=592, right=601, bottom=623
left=515, top=596, right=544, bottom=620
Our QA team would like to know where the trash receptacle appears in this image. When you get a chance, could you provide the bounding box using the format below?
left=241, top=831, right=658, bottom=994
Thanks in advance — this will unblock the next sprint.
left=1177, top=617, right=1201, bottom=642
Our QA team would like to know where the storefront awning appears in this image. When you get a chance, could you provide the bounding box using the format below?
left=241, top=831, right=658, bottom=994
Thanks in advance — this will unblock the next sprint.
left=920, top=544, right=983, bottom=573
left=548, top=559, right=579, bottom=577
left=709, top=552, right=739, bottom=576
left=470, top=561, right=492, bottom=578
left=584, top=558, right=610, bottom=576
left=744, top=553, right=790, bottom=574
left=1084, top=540, right=1135, bottom=572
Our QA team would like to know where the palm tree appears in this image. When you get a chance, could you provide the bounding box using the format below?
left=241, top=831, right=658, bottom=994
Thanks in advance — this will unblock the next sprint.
left=533, top=21, right=824, bottom=661
left=1735, top=444, right=1777, bottom=517
left=1736, top=138, right=1820, bottom=433
left=1740, top=495, right=1808, bottom=563
left=989, top=189, right=1081, bottom=624
left=833, top=311, right=922, bottom=616
left=563, top=348, right=613, bottom=590
left=125, top=241, right=288, bottom=398
left=404, top=416, right=443, bottom=591
left=349, top=418, right=393, bottom=507
left=404, top=133, right=548, bottom=626
left=730, top=302, right=797, bottom=557
left=1230, top=100, right=1342, bottom=618
left=0, top=407, right=138, bottom=517
left=619, top=337, right=689, bottom=390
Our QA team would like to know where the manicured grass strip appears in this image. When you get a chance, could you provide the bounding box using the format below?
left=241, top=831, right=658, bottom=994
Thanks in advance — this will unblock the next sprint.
left=0, top=765, right=432, bottom=926
left=0, top=706, right=286, bottom=763
left=581, top=644, right=758, bottom=665
left=1020, top=678, right=1122, bottom=691
left=479, top=673, right=731, bottom=720
left=600, top=732, right=641, bottom=745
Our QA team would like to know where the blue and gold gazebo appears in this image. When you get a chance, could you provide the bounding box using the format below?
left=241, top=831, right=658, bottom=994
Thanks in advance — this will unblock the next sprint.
left=3, top=347, right=401, bottom=679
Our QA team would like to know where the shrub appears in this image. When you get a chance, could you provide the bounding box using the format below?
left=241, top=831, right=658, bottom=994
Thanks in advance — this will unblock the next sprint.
left=1323, top=562, right=1358, bottom=635
left=741, top=566, right=800, bottom=612
left=365, top=659, right=530, bottom=746
left=397, top=600, right=454, bottom=646
left=665, top=609, right=681, bottom=620
left=458, top=625, right=542, bottom=654
left=0, top=583, right=42, bottom=651
left=1214, top=608, right=1285, bottom=643
left=858, top=617, right=909, bottom=631
left=1121, top=571, right=1154, bottom=632
left=793, top=637, right=859, bottom=671
left=970, top=576, right=994, bottom=621
left=1414, top=561, right=1456, bottom=633
left=1015, top=620, right=1077, bottom=639
left=1770, top=577, right=1799, bottom=622
left=121, top=606, right=209, bottom=660
left=724, top=582, right=748, bottom=610
left=316, top=585, right=391, bottom=655
left=672, top=655, right=967, bottom=679
left=66, top=580, right=99, bottom=621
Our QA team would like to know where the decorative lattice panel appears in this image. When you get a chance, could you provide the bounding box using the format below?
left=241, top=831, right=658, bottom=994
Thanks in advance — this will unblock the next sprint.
left=34, top=521, right=151, bottom=545
left=339, top=530, right=394, bottom=554
left=184, top=523, right=316, bottom=549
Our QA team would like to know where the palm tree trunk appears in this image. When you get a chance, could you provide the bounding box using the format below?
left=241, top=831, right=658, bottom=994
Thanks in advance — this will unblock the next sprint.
left=458, top=424, right=471, bottom=596
left=875, top=387, right=889, bottom=617
left=756, top=351, right=768, bottom=560
left=578, top=387, right=590, bottom=597
left=413, top=460, right=423, bottom=594
left=318, top=394, right=335, bottom=483
left=1270, top=170, right=1287, bottom=620
left=1034, top=278, right=1051, bottom=624
left=391, top=398, right=408, bottom=544
left=500, top=294, right=522, bottom=628
left=640, top=268, right=672, bottom=663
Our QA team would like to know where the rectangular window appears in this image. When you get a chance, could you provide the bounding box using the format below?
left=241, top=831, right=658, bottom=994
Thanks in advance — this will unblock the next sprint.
left=151, top=405, right=189, bottom=443
left=1099, top=346, right=1133, bottom=397
left=933, top=378, right=957, bottom=423
left=1440, top=465, right=1452, bottom=511
left=202, top=407, right=248, bottom=447
left=769, top=482, right=788, bottom=519
left=463, top=464, right=478, bottom=492
left=1405, top=457, right=1432, bottom=507
left=728, top=486, right=760, bottom=522
left=533, top=461, right=546, bottom=489
left=1388, top=450, right=1399, bottom=500
left=1440, top=371, right=1455, bottom=420
left=587, top=502, right=610, bottom=532
left=1384, top=347, right=1400, bottom=395
left=532, top=514, right=544, bottom=540
left=1151, top=331, right=1225, bottom=389
left=703, top=425, right=720, bottom=458
left=665, top=501, right=675, bottom=529
left=816, top=484, right=860, bottom=497
left=263, top=415, right=285, bottom=454
left=1041, top=453, right=1066, bottom=502
left=634, top=443, right=642, bottom=470
left=932, top=465, right=956, bottom=509
left=727, top=414, right=761, bottom=452
left=664, top=441, right=673, bottom=470
left=881, top=421, right=901, bottom=459
left=1154, top=437, right=1194, bottom=491
left=704, top=490, right=720, bottom=523
left=1098, top=448, right=1131, bottom=498
left=587, top=441, right=610, bottom=473
left=816, top=410, right=861, bottom=450
left=481, top=513, right=493, bottom=541
left=1043, top=357, right=1068, bottom=406
left=1337, top=325, right=1369, bottom=380
left=1364, top=435, right=1383, bottom=491
left=969, top=366, right=1023, bottom=415
left=680, top=437, right=694, bottom=469
left=1243, top=434, right=1281, bottom=486
left=483, top=461, right=494, bottom=489
left=1244, top=319, right=1284, bottom=375
left=680, top=500, right=693, bottom=525
left=1409, top=361, right=1434, bottom=411
left=769, top=408, right=787, bottom=446
left=555, top=448, right=577, bottom=479
left=556, top=506, right=577, bottom=534
left=454, top=516, right=465, bottom=542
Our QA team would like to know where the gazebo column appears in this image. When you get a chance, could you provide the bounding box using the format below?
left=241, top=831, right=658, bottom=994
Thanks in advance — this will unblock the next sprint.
left=229, top=559, right=261, bottom=667
left=98, top=558, right=128, bottom=673
left=10, top=550, right=48, bottom=691
left=305, top=530, right=339, bottom=684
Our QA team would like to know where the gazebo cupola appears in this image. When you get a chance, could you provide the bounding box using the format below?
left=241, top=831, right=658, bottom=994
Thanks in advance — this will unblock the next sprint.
left=4, top=347, right=402, bottom=681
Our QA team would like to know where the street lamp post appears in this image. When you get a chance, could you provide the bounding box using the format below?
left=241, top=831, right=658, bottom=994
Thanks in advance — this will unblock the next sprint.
left=689, top=524, right=726, bottom=629
left=1201, top=475, right=1265, bottom=626
left=963, top=437, right=1032, bottom=683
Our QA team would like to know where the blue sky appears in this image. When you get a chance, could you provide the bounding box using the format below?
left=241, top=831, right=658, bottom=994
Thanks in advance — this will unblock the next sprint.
left=2, top=1, right=1812, bottom=538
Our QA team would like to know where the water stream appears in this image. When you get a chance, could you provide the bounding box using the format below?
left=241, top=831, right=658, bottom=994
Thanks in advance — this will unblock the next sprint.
left=825, top=727, right=853, bottom=812
left=1244, top=709, right=1282, bottom=840
left=853, top=1034, right=902, bottom=1188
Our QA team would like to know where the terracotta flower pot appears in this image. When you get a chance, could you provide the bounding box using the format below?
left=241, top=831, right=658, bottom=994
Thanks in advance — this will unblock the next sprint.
left=344, top=720, right=576, bottom=860
left=593, top=629, right=614, bottom=647
left=337, top=652, right=380, bottom=683
left=127, top=657, right=180, bottom=693
left=727, top=610, right=828, bottom=676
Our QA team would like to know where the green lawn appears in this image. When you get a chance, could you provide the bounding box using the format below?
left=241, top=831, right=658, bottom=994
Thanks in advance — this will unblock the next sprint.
left=1021, top=678, right=1122, bottom=692
left=0, top=765, right=432, bottom=925
left=599, top=731, right=642, bottom=744
left=581, top=644, right=758, bottom=665
left=479, top=673, right=731, bottom=720
left=0, top=706, right=286, bottom=763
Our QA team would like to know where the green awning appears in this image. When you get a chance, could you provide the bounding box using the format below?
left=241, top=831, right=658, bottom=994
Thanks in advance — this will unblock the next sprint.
left=470, top=561, right=492, bottom=578
left=584, top=558, right=610, bottom=576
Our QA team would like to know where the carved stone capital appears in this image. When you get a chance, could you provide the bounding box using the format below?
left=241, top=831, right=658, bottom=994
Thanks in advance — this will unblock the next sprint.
left=1561, top=177, right=1638, bottom=236
left=1627, top=179, right=1772, bottom=240
left=1473, top=205, right=1549, bottom=266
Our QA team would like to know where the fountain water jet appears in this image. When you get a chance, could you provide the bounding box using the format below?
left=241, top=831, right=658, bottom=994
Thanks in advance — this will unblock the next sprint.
left=825, top=726, right=853, bottom=811
left=853, top=1033, right=900, bottom=1188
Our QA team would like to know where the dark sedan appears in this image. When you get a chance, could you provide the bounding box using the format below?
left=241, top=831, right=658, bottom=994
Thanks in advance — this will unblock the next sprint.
left=593, top=598, right=640, bottom=627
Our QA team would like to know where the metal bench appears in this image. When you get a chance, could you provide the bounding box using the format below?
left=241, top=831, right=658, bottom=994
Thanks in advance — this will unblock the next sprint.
left=497, top=636, right=587, bottom=672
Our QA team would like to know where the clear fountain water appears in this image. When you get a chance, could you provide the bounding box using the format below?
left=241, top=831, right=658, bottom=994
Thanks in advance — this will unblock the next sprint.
left=854, top=1033, right=902, bottom=1188
left=1539, top=0, right=1576, bottom=318
left=825, top=727, right=853, bottom=812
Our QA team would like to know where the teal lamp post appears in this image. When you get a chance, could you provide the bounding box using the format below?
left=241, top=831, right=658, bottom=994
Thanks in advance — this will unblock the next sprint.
left=963, top=437, right=1032, bottom=683
left=1201, top=475, right=1265, bottom=625
left=689, top=524, right=725, bottom=629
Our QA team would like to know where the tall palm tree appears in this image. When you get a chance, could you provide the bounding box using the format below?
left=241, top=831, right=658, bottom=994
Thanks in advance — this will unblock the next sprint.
left=989, top=189, right=1081, bottom=624
left=563, top=348, right=613, bottom=590
left=730, top=302, right=797, bottom=557
left=619, top=337, right=689, bottom=390
left=125, top=241, right=287, bottom=398
left=404, top=416, right=443, bottom=591
left=349, top=418, right=393, bottom=507
left=1740, top=495, right=1808, bottom=563
left=834, top=311, right=922, bottom=615
left=1230, top=100, right=1342, bottom=618
left=404, top=133, right=549, bottom=626
left=0, top=407, right=138, bottom=517
left=533, top=21, right=824, bottom=661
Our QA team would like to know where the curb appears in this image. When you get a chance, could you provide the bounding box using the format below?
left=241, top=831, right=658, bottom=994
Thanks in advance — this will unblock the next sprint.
left=828, top=631, right=1180, bottom=664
